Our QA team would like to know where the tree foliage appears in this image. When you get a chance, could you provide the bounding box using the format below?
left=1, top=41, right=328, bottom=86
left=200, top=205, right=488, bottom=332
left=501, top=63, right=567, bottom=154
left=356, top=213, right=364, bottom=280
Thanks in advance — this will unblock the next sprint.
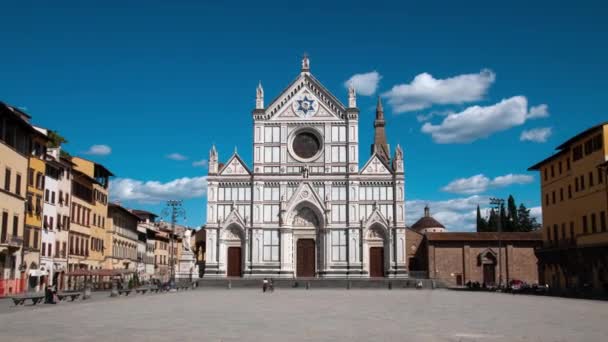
left=47, top=130, right=68, bottom=148
left=476, top=195, right=540, bottom=232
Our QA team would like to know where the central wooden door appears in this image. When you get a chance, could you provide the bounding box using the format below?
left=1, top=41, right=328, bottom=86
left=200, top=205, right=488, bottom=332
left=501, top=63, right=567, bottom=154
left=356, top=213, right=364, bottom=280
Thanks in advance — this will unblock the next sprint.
left=297, top=239, right=315, bottom=277
left=483, top=264, right=495, bottom=285
left=227, top=247, right=242, bottom=277
left=369, top=247, right=384, bottom=278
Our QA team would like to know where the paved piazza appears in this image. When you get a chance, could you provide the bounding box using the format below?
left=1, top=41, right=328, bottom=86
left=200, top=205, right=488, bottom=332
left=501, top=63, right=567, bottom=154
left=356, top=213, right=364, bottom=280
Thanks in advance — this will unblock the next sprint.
left=1, top=289, right=607, bottom=341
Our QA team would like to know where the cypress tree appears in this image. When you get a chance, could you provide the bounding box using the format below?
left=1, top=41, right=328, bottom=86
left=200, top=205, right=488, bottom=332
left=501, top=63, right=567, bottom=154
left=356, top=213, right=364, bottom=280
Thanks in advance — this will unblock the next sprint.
left=506, top=195, right=518, bottom=232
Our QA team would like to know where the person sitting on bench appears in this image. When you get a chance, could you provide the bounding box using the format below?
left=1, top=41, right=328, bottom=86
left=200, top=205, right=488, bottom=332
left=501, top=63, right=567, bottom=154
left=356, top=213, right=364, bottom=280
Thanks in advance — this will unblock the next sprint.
left=45, top=285, right=56, bottom=304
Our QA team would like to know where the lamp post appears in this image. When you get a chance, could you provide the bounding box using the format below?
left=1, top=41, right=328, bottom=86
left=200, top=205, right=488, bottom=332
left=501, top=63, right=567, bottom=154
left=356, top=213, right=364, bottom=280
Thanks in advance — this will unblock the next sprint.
left=162, top=200, right=185, bottom=291
left=489, top=197, right=505, bottom=287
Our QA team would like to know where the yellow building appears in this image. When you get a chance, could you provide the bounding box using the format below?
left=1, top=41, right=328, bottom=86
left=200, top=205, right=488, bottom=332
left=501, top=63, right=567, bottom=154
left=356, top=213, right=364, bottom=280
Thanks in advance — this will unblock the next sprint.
left=0, top=103, right=44, bottom=296
left=105, top=203, right=139, bottom=273
left=23, top=127, right=49, bottom=291
left=154, top=230, right=170, bottom=282
left=68, top=168, right=94, bottom=273
left=71, top=157, right=113, bottom=271
left=529, top=122, right=608, bottom=296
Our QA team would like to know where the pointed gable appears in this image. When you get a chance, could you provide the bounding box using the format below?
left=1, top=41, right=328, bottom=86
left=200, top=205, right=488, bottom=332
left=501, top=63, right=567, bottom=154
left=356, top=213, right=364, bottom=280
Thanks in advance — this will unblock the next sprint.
left=360, top=153, right=392, bottom=175
left=285, top=181, right=326, bottom=213
left=219, top=153, right=251, bottom=176
left=264, top=73, right=347, bottom=121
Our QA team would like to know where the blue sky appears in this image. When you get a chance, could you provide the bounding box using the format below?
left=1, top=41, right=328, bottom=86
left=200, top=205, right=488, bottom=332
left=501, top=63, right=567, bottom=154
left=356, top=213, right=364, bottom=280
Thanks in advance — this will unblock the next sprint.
left=1, top=0, right=606, bottom=230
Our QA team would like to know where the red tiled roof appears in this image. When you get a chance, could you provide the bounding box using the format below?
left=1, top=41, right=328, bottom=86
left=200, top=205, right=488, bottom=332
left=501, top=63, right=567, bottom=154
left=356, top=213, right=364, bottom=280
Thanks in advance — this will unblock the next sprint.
left=425, top=232, right=542, bottom=242
left=411, top=216, right=445, bottom=230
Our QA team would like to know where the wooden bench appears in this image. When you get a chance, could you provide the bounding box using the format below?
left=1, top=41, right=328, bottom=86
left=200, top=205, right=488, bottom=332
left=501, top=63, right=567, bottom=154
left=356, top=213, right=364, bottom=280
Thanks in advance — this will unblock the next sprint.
left=57, top=292, right=81, bottom=302
left=11, top=294, right=45, bottom=306
left=118, top=289, right=132, bottom=296
left=135, top=287, right=149, bottom=294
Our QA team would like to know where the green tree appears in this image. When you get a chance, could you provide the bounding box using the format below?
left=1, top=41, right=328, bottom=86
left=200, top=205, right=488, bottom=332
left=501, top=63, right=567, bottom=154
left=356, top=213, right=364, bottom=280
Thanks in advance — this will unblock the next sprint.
left=516, top=203, right=540, bottom=232
left=476, top=205, right=488, bottom=232
left=506, top=195, right=519, bottom=232
left=487, top=208, right=498, bottom=232
left=47, top=130, right=68, bottom=148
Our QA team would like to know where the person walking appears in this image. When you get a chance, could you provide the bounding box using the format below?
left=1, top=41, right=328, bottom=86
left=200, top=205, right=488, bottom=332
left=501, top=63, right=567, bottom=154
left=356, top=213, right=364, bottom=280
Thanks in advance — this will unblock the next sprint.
left=268, top=278, right=274, bottom=293
left=262, top=278, right=268, bottom=293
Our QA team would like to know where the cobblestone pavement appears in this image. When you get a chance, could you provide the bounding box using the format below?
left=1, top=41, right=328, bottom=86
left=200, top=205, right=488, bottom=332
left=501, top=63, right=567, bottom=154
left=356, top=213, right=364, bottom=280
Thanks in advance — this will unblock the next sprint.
left=1, top=289, right=607, bottom=341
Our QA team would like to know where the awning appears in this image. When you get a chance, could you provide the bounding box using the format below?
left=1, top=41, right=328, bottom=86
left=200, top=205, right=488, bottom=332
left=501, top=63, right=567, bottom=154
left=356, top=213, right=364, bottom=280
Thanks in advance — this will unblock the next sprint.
left=65, top=269, right=135, bottom=277
left=28, top=269, right=48, bottom=277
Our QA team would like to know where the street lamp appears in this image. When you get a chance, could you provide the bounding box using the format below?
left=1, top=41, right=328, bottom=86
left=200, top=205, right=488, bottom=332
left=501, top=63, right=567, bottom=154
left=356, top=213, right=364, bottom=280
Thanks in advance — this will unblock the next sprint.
left=489, top=197, right=505, bottom=287
left=162, top=200, right=185, bottom=291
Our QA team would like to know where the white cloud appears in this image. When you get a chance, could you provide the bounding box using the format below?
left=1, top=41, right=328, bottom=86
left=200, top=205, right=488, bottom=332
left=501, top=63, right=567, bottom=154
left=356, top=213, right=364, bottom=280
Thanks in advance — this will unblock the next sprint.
left=382, top=69, right=495, bottom=113
left=527, top=104, right=549, bottom=119
left=520, top=127, right=552, bottom=143
left=529, top=206, right=542, bottom=223
left=442, top=173, right=534, bottom=195
left=441, top=174, right=490, bottom=195
left=109, top=176, right=207, bottom=203
left=344, top=71, right=381, bottom=96
left=192, top=159, right=208, bottom=167
left=406, top=195, right=489, bottom=231
left=166, top=153, right=188, bottom=161
left=421, top=96, right=549, bottom=143
left=85, top=144, right=111, bottom=156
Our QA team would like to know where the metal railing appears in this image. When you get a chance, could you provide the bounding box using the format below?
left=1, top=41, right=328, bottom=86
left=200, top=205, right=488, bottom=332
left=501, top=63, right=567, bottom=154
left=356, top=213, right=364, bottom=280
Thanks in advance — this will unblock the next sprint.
left=0, top=234, right=23, bottom=247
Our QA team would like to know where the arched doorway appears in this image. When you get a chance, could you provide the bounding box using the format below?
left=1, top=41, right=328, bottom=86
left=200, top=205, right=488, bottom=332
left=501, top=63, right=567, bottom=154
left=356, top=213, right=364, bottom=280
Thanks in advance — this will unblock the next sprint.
left=223, top=224, right=244, bottom=277
left=291, top=205, right=322, bottom=278
left=366, top=224, right=387, bottom=278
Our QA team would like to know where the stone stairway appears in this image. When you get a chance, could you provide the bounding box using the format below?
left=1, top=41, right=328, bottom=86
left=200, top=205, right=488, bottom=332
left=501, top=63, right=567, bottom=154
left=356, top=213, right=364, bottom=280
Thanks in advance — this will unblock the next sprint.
left=195, top=278, right=443, bottom=289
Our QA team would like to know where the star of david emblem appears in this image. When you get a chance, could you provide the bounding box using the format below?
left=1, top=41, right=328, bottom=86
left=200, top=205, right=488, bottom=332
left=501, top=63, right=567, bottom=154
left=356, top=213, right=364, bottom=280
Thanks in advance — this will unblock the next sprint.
left=296, top=96, right=316, bottom=115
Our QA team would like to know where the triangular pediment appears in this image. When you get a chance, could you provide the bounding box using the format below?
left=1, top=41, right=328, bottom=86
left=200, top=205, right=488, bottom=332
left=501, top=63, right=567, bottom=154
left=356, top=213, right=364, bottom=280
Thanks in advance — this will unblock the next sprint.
left=222, top=207, right=247, bottom=228
left=360, top=154, right=392, bottom=175
left=219, top=153, right=251, bottom=176
left=264, top=74, right=347, bottom=122
left=363, top=206, right=389, bottom=227
left=285, top=182, right=326, bottom=211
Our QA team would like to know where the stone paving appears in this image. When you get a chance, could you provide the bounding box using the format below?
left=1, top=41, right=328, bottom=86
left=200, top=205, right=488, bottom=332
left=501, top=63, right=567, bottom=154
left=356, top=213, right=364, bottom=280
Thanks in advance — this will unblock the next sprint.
left=1, top=288, right=607, bottom=341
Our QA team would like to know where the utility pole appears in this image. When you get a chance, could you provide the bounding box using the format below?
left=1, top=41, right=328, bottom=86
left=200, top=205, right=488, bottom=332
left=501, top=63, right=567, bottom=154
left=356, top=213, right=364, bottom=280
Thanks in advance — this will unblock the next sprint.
left=490, top=197, right=505, bottom=287
left=162, top=200, right=185, bottom=291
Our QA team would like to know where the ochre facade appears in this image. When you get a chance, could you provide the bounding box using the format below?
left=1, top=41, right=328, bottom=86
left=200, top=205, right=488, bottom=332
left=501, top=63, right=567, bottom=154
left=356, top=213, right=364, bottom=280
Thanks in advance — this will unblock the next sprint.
left=529, top=122, right=608, bottom=295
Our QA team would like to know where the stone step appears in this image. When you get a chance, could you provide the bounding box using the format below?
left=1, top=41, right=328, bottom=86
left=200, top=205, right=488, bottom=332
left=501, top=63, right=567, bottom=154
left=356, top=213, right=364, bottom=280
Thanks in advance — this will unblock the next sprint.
left=195, top=278, right=443, bottom=289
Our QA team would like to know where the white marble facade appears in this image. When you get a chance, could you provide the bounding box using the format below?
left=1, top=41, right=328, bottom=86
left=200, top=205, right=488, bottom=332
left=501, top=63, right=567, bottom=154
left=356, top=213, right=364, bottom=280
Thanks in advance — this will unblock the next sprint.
left=204, top=57, right=407, bottom=278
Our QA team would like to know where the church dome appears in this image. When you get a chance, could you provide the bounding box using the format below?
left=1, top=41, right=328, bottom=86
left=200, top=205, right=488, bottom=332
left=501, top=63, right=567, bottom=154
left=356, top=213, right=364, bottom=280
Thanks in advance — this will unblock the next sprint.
left=411, top=206, right=446, bottom=233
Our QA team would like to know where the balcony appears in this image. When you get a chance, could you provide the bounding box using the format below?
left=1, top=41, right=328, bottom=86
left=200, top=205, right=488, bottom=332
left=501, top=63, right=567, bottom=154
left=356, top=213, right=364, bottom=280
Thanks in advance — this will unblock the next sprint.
left=541, top=239, right=576, bottom=250
left=0, top=235, right=23, bottom=250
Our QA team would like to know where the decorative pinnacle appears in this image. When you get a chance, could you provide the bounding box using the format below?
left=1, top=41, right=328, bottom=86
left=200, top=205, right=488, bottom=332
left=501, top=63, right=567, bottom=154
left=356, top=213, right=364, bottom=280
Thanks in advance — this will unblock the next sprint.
left=376, top=96, right=384, bottom=119
left=301, top=53, right=310, bottom=72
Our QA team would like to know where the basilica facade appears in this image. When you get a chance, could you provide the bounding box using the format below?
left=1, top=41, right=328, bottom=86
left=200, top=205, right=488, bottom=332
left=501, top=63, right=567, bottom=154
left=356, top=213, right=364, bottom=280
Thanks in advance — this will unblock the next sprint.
left=204, top=57, right=407, bottom=278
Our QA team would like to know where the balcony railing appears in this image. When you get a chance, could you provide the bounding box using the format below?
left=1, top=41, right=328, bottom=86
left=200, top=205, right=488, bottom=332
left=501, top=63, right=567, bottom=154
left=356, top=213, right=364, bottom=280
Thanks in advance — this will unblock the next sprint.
left=0, top=235, right=23, bottom=248
left=542, top=238, right=576, bottom=249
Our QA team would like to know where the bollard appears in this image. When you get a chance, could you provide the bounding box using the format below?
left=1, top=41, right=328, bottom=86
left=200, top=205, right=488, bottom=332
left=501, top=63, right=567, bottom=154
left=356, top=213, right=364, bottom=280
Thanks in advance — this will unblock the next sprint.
left=306, top=281, right=310, bottom=290
left=388, top=281, right=392, bottom=290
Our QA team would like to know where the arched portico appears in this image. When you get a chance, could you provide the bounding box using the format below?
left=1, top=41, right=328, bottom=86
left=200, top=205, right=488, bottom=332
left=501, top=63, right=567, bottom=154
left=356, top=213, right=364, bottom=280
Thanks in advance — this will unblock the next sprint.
left=286, top=201, right=325, bottom=278
left=221, top=223, right=246, bottom=277
left=363, top=223, right=389, bottom=278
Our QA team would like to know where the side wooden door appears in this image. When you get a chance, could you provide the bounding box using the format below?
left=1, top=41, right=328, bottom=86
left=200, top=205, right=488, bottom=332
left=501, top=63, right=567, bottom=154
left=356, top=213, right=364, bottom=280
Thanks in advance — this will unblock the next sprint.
left=227, top=247, right=242, bottom=277
left=369, top=247, right=384, bottom=278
